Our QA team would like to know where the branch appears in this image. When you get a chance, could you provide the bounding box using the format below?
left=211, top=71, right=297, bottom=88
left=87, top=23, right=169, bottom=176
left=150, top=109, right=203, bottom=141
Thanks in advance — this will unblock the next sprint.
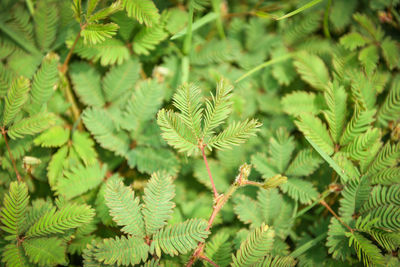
left=199, top=254, right=219, bottom=267
left=186, top=164, right=251, bottom=267
left=200, top=144, right=219, bottom=199
left=1, top=127, right=22, bottom=182
left=60, top=24, right=86, bottom=74
left=320, top=199, right=354, bottom=233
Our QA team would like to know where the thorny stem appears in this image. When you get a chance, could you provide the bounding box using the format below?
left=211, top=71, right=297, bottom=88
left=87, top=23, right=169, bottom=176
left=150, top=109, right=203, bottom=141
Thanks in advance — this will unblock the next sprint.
left=200, top=144, right=219, bottom=199
left=320, top=199, right=354, bottom=233
left=1, top=127, right=22, bottom=182
left=186, top=167, right=249, bottom=267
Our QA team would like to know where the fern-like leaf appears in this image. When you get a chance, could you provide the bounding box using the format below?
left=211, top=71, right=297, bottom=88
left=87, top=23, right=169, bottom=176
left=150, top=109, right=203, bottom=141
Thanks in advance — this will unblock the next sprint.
left=0, top=182, right=29, bottom=240
left=205, top=232, right=232, bottom=267
left=347, top=232, right=385, bottom=266
left=293, top=52, right=330, bottom=91
left=3, top=76, right=30, bottom=127
left=55, top=163, right=106, bottom=200
left=102, top=57, right=139, bottom=102
left=279, top=178, right=318, bottom=205
left=232, top=224, right=275, bottom=267
left=34, top=126, right=70, bottom=148
left=286, top=149, right=322, bottom=177
left=7, top=113, right=57, bottom=140
left=30, top=53, right=60, bottom=111
left=95, top=236, right=149, bottom=266
left=150, top=218, right=210, bottom=257
left=1, top=244, right=30, bottom=267
left=70, top=62, right=105, bottom=107
left=142, top=172, right=175, bottom=236
left=207, top=119, right=261, bottom=150
left=34, top=0, right=59, bottom=52
left=105, top=178, right=145, bottom=238
left=133, top=21, right=168, bottom=55
left=323, top=81, right=347, bottom=143
left=26, top=203, right=95, bottom=237
left=23, top=237, right=67, bottom=267
left=295, top=113, right=334, bottom=155
left=81, top=23, right=119, bottom=45
left=122, top=0, right=160, bottom=26
left=377, top=75, right=400, bottom=126
left=202, top=79, right=233, bottom=139
left=173, top=83, right=203, bottom=140
left=157, top=109, right=198, bottom=155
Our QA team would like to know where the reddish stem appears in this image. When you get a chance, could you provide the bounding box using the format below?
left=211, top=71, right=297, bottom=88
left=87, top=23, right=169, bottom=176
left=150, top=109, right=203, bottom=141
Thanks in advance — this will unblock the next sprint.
left=1, top=127, right=21, bottom=182
left=320, top=200, right=353, bottom=232
left=200, top=145, right=219, bottom=199
left=199, top=254, right=219, bottom=267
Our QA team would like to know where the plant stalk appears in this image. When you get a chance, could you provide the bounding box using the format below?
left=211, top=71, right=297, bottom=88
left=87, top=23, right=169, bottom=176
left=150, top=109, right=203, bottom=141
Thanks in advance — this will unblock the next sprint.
left=1, top=127, right=22, bottom=182
left=200, top=145, right=219, bottom=199
left=320, top=199, right=353, bottom=233
left=186, top=167, right=249, bottom=267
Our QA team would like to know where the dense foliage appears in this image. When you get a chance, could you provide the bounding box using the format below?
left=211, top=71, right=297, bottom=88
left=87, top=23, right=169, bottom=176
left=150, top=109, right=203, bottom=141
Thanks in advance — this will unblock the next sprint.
left=0, top=0, right=399, bottom=266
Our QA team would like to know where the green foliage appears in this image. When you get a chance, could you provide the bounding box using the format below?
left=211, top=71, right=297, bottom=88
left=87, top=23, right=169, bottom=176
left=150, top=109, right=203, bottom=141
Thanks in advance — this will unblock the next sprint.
left=1, top=1, right=400, bottom=266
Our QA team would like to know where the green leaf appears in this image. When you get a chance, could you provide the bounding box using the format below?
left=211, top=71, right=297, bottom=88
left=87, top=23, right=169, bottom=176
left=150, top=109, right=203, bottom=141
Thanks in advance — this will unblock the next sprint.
left=30, top=53, right=60, bottom=111
left=205, top=232, right=232, bottom=267
left=150, top=218, right=210, bottom=257
left=71, top=131, right=98, bottom=166
left=83, top=107, right=129, bottom=157
left=281, top=91, right=320, bottom=116
left=294, top=52, right=330, bottom=90
left=71, top=38, right=130, bottom=66
left=339, top=32, right=368, bottom=51
left=207, top=119, right=261, bottom=150
left=122, top=0, right=160, bottom=26
left=55, top=162, right=106, bottom=200
left=377, top=75, right=400, bottom=126
left=233, top=194, right=264, bottom=227
left=26, top=203, right=95, bottom=237
left=0, top=182, right=29, bottom=240
left=70, top=62, right=105, bottom=107
left=232, top=224, right=275, bottom=267
left=102, top=57, right=140, bottom=102
left=133, top=21, right=168, bottom=55
left=95, top=236, right=149, bottom=266
left=123, top=79, right=165, bottom=131
left=7, top=113, right=57, bottom=140
left=381, top=38, right=399, bottom=70
left=172, top=83, right=203, bottom=140
left=280, top=178, right=318, bottom=204
left=323, top=81, right=347, bottom=143
left=23, top=237, right=67, bottom=267
left=1, top=243, right=30, bottom=267
left=339, top=178, right=371, bottom=221
left=340, top=106, right=375, bottom=146
left=3, top=76, right=30, bottom=126
left=251, top=153, right=279, bottom=179
left=295, top=113, right=334, bottom=155
left=126, top=146, right=179, bottom=176
left=358, top=45, right=379, bottom=75
left=81, top=23, right=119, bottom=45
left=33, top=0, right=59, bottom=52
left=142, top=172, right=175, bottom=236
left=34, top=126, right=70, bottom=148
left=157, top=109, right=198, bottom=155
left=286, top=149, right=323, bottom=177
left=47, top=145, right=68, bottom=188
left=347, top=232, right=385, bottom=266
left=326, top=218, right=352, bottom=260
left=269, top=128, right=295, bottom=173
left=105, top=177, right=145, bottom=238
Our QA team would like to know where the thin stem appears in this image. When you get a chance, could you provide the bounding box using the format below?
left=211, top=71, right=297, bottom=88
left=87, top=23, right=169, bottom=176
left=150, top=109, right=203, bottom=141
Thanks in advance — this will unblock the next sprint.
left=200, top=145, right=219, bottom=199
left=60, top=74, right=83, bottom=130
left=181, top=2, right=194, bottom=84
left=323, top=0, right=332, bottom=38
left=1, top=127, right=22, bottom=182
left=320, top=200, right=353, bottom=233
left=212, top=0, right=225, bottom=39
left=186, top=168, right=248, bottom=267
left=295, top=189, right=331, bottom=218
left=60, top=24, right=86, bottom=74
left=199, top=254, right=219, bottom=267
